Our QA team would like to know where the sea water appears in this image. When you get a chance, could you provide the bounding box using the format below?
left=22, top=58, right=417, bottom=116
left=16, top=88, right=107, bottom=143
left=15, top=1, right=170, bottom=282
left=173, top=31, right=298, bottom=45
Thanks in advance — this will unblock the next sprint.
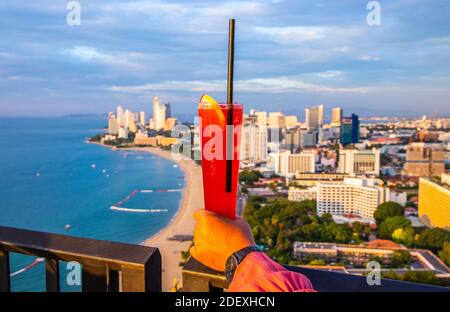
left=0, top=117, right=184, bottom=291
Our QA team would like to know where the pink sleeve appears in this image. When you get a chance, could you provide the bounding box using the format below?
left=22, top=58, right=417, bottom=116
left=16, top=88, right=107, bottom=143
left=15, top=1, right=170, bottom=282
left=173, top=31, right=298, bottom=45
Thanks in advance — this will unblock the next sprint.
left=228, top=252, right=316, bottom=292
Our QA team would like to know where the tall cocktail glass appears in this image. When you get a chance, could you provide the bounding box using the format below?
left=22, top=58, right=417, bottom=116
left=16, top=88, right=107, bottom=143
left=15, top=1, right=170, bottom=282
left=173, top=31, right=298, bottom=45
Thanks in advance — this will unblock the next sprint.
left=198, top=102, right=243, bottom=220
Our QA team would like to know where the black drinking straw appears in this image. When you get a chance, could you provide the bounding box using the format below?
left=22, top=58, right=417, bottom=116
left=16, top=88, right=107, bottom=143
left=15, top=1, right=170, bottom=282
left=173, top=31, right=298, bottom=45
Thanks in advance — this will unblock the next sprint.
left=226, top=18, right=235, bottom=193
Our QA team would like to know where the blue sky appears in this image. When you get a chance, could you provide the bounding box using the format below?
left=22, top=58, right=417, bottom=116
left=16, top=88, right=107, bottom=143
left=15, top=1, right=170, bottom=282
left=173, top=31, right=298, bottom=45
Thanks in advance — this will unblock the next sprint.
left=0, top=0, right=449, bottom=119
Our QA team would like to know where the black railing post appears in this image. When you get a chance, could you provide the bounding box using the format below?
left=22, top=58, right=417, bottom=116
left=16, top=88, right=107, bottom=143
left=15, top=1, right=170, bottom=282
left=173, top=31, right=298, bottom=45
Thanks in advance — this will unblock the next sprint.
left=82, top=265, right=107, bottom=292
left=45, top=258, right=60, bottom=292
left=0, top=249, right=10, bottom=292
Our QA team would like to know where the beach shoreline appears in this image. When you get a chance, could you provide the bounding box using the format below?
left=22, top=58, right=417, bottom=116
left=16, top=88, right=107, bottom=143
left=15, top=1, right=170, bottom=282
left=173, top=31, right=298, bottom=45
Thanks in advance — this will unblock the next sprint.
left=90, top=141, right=203, bottom=291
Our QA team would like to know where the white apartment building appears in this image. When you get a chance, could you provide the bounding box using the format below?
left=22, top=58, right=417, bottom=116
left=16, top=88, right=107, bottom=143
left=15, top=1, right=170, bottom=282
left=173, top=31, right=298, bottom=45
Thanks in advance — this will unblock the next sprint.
left=125, top=109, right=137, bottom=133
left=116, top=106, right=125, bottom=128
left=269, top=150, right=315, bottom=177
left=338, top=148, right=380, bottom=176
left=240, top=123, right=268, bottom=163
left=288, top=187, right=317, bottom=202
left=317, top=177, right=388, bottom=220
left=117, top=125, right=129, bottom=139
left=108, top=113, right=118, bottom=135
left=153, top=96, right=166, bottom=130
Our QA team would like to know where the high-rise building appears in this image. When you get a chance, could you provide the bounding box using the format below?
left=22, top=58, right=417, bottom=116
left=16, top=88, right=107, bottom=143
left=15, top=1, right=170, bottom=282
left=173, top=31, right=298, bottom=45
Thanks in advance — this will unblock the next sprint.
left=153, top=96, right=167, bottom=130
left=117, top=125, right=129, bottom=139
left=117, top=106, right=125, bottom=128
left=285, top=115, right=298, bottom=128
left=284, top=127, right=302, bottom=153
left=418, top=175, right=450, bottom=231
left=269, top=150, right=315, bottom=177
left=300, top=130, right=318, bottom=147
left=240, top=116, right=268, bottom=163
left=139, top=112, right=146, bottom=126
left=338, top=148, right=380, bottom=176
left=402, top=143, right=446, bottom=177
left=317, top=177, right=388, bottom=220
left=125, top=109, right=137, bottom=133
left=108, top=113, right=118, bottom=135
left=305, top=105, right=324, bottom=130
left=268, top=112, right=285, bottom=128
left=255, top=111, right=267, bottom=126
left=340, top=114, right=360, bottom=146
left=165, top=103, right=171, bottom=118
left=163, top=117, right=178, bottom=131
left=331, top=107, right=343, bottom=126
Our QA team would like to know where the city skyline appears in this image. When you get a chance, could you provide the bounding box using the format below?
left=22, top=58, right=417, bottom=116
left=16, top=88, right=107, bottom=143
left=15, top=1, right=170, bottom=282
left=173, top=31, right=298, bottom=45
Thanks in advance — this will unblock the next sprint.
left=0, top=1, right=449, bottom=117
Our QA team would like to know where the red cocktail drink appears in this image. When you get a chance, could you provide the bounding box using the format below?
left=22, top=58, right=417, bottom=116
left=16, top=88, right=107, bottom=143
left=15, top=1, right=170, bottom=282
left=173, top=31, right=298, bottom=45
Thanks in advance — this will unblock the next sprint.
left=198, top=99, right=243, bottom=220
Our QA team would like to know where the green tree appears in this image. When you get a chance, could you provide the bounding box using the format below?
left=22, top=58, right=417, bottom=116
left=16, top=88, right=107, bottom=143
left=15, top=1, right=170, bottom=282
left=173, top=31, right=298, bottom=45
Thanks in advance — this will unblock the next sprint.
left=415, top=228, right=450, bottom=253
left=392, top=227, right=415, bottom=247
left=320, top=213, right=334, bottom=224
left=374, top=202, right=404, bottom=225
left=438, top=242, right=450, bottom=266
left=309, top=259, right=326, bottom=266
left=238, top=170, right=262, bottom=185
left=382, top=270, right=439, bottom=286
left=378, top=216, right=411, bottom=239
left=390, top=250, right=412, bottom=268
left=351, top=222, right=371, bottom=242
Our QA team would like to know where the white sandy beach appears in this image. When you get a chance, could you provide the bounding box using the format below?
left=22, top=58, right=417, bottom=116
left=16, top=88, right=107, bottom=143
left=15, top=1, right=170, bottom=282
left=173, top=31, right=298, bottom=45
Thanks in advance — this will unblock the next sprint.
left=129, top=147, right=203, bottom=291
left=92, top=142, right=203, bottom=291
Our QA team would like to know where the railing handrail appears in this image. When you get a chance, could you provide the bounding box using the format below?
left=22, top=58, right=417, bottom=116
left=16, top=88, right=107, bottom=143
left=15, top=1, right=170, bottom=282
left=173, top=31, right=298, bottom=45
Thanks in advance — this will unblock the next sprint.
left=0, top=226, right=161, bottom=292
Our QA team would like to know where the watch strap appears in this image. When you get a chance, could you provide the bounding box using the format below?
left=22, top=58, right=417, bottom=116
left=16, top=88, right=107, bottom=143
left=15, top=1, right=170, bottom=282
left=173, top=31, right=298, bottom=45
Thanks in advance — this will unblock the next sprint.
left=226, top=246, right=261, bottom=283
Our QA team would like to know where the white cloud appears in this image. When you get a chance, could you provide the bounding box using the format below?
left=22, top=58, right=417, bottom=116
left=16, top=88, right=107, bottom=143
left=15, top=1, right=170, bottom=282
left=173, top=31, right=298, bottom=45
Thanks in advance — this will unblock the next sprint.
left=99, top=1, right=267, bottom=33
left=358, top=55, right=381, bottom=61
left=253, top=26, right=363, bottom=44
left=333, top=46, right=351, bottom=53
left=107, top=76, right=368, bottom=94
left=316, top=70, right=343, bottom=78
left=64, top=46, right=146, bottom=69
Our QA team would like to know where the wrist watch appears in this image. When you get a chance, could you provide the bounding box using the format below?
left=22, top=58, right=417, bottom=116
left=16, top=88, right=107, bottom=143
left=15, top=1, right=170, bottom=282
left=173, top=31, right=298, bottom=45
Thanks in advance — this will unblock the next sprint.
left=225, top=246, right=262, bottom=283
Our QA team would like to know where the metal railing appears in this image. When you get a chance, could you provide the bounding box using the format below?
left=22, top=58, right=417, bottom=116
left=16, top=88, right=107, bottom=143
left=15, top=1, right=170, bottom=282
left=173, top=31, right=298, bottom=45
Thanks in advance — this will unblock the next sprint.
left=0, top=226, right=161, bottom=292
left=182, top=258, right=450, bottom=292
left=1, top=225, right=448, bottom=292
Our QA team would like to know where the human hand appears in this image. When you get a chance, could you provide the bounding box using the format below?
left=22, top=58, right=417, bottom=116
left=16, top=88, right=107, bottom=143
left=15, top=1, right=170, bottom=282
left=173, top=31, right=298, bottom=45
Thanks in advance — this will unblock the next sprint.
left=189, top=209, right=255, bottom=272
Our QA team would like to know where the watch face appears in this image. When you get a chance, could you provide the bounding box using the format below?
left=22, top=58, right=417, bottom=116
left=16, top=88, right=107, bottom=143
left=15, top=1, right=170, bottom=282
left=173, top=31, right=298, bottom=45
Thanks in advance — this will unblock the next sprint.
left=225, top=255, right=238, bottom=283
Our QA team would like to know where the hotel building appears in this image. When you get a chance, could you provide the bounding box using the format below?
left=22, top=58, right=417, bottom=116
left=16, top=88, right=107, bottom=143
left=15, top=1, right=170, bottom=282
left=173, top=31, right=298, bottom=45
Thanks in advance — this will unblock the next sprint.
left=338, top=148, right=380, bottom=176
left=418, top=174, right=450, bottom=231
left=269, top=150, right=316, bottom=177
left=316, top=177, right=388, bottom=220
